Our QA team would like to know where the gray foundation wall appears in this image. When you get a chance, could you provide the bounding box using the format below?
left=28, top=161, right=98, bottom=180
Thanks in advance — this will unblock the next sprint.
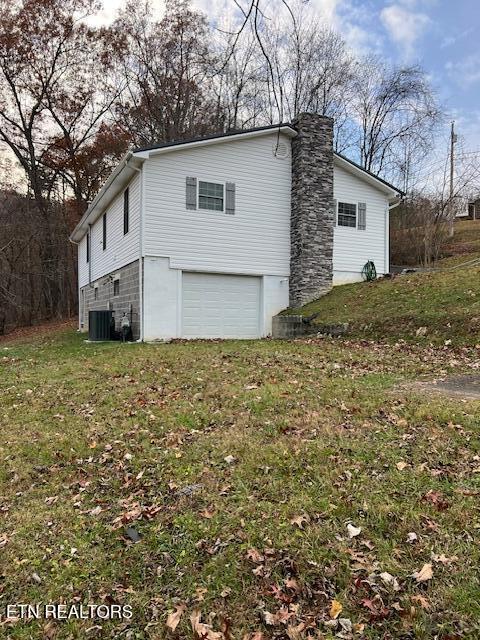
left=79, top=260, right=141, bottom=339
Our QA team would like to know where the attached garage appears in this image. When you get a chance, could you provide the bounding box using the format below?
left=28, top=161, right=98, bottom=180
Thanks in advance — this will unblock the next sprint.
left=181, top=272, right=261, bottom=339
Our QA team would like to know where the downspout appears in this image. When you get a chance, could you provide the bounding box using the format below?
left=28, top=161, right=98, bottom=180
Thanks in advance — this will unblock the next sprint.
left=389, top=200, right=401, bottom=211
left=87, top=223, right=93, bottom=332
left=88, top=223, right=92, bottom=287
left=128, top=161, right=144, bottom=342
left=387, top=198, right=402, bottom=275
left=384, top=204, right=389, bottom=276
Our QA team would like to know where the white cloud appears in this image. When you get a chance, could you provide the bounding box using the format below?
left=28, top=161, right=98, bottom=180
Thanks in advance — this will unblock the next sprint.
left=380, top=3, right=431, bottom=58
left=446, top=54, right=480, bottom=89
left=87, top=0, right=166, bottom=25
left=441, top=26, right=475, bottom=50
left=308, top=0, right=343, bottom=25
left=89, top=0, right=384, bottom=58
left=313, top=0, right=385, bottom=55
left=441, top=35, right=456, bottom=48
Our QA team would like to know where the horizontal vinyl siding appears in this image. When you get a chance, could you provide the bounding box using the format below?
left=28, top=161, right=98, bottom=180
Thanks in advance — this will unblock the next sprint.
left=143, top=133, right=291, bottom=276
left=78, top=172, right=141, bottom=287
left=333, top=164, right=388, bottom=275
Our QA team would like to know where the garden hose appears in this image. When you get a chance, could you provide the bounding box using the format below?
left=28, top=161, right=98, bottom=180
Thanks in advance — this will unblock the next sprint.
left=362, top=260, right=377, bottom=281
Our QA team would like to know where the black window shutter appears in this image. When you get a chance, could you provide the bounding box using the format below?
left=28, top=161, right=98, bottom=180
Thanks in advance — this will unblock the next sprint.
left=102, top=213, right=107, bottom=250
left=123, top=188, right=129, bottom=235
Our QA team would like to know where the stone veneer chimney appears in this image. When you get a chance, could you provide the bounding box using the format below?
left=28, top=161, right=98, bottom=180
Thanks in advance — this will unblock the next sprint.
left=289, top=113, right=334, bottom=308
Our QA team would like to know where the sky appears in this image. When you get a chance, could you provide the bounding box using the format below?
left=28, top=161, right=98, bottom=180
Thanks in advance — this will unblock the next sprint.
left=3, top=0, right=478, bottom=192
left=96, top=0, right=480, bottom=181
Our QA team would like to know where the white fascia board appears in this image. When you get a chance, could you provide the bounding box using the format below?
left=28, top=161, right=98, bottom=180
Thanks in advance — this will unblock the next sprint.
left=143, top=126, right=298, bottom=158
left=334, top=154, right=401, bottom=202
left=70, top=152, right=145, bottom=243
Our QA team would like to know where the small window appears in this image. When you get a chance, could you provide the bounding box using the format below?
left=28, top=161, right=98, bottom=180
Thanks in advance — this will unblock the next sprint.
left=113, top=279, right=120, bottom=296
left=337, top=202, right=357, bottom=228
left=102, top=213, right=107, bottom=250
left=94, top=286, right=98, bottom=300
left=86, top=232, right=90, bottom=263
left=123, top=188, right=129, bottom=235
left=198, top=181, right=224, bottom=212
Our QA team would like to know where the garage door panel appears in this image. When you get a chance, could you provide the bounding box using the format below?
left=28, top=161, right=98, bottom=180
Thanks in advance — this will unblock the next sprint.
left=182, top=272, right=261, bottom=338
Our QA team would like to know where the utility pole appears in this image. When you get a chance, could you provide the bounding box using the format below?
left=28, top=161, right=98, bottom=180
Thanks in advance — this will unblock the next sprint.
left=448, top=120, right=457, bottom=237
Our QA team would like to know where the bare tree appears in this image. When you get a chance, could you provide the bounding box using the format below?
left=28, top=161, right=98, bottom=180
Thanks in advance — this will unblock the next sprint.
left=0, top=190, right=77, bottom=333
left=42, top=25, right=125, bottom=214
left=113, top=0, right=224, bottom=146
left=351, top=56, right=442, bottom=178
left=280, top=9, right=355, bottom=148
left=391, top=146, right=480, bottom=267
left=0, top=0, right=102, bottom=315
left=212, top=29, right=267, bottom=130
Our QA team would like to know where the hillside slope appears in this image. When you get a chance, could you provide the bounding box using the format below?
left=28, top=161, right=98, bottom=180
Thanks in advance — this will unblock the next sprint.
left=443, top=219, right=480, bottom=258
left=293, top=256, right=480, bottom=346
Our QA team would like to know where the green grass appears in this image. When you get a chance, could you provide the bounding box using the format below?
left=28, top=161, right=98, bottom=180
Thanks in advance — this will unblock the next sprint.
left=286, top=218, right=480, bottom=346
left=443, top=219, right=480, bottom=257
left=1, top=328, right=480, bottom=638
left=287, top=259, right=480, bottom=346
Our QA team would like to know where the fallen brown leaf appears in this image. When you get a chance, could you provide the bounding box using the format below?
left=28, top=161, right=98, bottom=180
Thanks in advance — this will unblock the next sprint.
left=432, top=553, right=458, bottom=565
left=423, top=490, right=449, bottom=511
left=246, top=548, right=264, bottom=563
left=411, top=594, right=431, bottom=610
left=329, top=599, right=343, bottom=619
left=286, top=622, right=306, bottom=640
left=190, top=610, right=224, bottom=639
left=413, top=563, right=433, bottom=582
left=166, top=604, right=186, bottom=632
left=290, top=514, right=310, bottom=529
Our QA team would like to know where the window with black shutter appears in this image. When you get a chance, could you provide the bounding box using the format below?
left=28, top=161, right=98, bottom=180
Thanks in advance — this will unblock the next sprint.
left=102, top=213, right=107, bottom=250
left=123, top=188, right=129, bottom=235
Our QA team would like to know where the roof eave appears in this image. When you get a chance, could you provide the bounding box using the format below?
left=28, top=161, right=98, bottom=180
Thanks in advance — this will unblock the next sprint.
left=333, top=153, right=404, bottom=200
left=70, top=151, right=145, bottom=243
left=141, top=125, right=297, bottom=157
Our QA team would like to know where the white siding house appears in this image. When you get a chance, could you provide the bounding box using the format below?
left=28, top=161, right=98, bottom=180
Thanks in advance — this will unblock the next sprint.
left=143, top=134, right=291, bottom=275
left=71, top=117, right=401, bottom=341
left=141, top=132, right=292, bottom=340
left=77, top=171, right=141, bottom=289
left=333, top=158, right=390, bottom=284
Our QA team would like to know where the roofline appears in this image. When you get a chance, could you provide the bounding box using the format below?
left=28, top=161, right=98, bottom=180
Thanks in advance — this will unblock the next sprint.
left=70, top=151, right=144, bottom=243
left=70, top=122, right=403, bottom=243
left=334, top=152, right=404, bottom=197
left=134, top=123, right=297, bottom=154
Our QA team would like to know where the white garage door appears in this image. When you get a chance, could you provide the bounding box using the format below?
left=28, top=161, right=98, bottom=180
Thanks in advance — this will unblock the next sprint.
left=182, top=272, right=261, bottom=338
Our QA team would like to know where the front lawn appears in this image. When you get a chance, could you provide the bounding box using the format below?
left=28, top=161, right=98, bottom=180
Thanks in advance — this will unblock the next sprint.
left=0, top=329, right=479, bottom=639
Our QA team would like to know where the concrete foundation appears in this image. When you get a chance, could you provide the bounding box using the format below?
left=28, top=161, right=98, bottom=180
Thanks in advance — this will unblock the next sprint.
left=79, top=260, right=140, bottom=339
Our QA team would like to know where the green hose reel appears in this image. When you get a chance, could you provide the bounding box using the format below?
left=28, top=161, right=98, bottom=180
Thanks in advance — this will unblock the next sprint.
left=362, top=260, right=377, bottom=282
